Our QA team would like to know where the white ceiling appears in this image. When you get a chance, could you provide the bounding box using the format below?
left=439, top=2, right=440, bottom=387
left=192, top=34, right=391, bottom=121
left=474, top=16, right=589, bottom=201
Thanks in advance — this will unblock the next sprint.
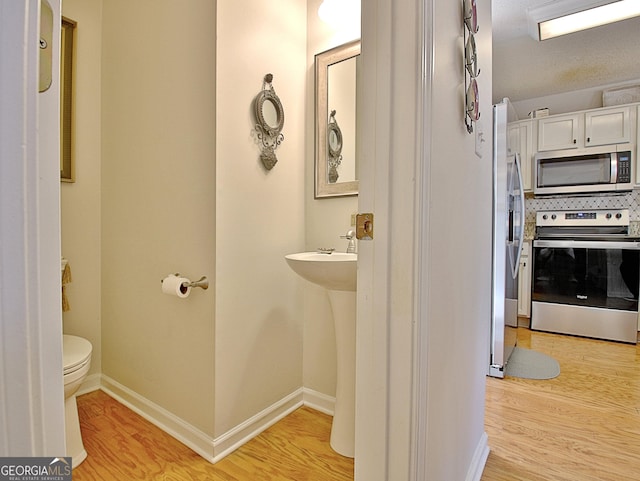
left=492, top=0, right=640, bottom=104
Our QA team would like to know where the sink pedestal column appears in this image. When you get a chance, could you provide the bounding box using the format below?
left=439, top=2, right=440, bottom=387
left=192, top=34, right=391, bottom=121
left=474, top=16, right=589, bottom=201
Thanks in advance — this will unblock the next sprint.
left=327, top=289, right=356, bottom=458
left=283, top=252, right=357, bottom=457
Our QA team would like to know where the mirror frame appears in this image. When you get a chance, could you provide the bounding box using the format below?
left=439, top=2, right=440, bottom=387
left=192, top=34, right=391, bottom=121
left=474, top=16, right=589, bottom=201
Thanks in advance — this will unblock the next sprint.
left=60, top=17, right=76, bottom=182
left=315, top=40, right=360, bottom=198
left=255, top=90, right=284, bottom=137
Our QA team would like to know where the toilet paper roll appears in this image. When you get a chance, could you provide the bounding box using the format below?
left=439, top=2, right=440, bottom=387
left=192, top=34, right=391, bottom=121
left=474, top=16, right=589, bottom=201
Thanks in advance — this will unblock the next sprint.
left=161, top=274, right=191, bottom=298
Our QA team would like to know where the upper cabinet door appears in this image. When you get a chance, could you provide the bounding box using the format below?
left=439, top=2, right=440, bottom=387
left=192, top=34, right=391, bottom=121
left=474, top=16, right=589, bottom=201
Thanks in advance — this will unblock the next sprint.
left=584, top=106, right=631, bottom=147
left=537, top=113, right=582, bottom=151
left=509, top=120, right=533, bottom=191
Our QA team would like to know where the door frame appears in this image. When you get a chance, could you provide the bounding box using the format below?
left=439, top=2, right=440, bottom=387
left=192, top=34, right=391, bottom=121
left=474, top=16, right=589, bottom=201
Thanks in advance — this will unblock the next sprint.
left=355, top=0, right=432, bottom=479
left=0, top=0, right=65, bottom=456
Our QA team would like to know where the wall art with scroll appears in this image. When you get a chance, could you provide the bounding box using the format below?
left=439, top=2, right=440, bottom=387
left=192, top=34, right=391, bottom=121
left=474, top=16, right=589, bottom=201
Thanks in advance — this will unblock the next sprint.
left=253, top=73, right=285, bottom=170
left=463, top=0, right=480, bottom=134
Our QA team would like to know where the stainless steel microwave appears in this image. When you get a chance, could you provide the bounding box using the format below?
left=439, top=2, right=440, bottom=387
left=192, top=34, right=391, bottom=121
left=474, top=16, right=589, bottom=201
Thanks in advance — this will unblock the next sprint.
left=534, top=144, right=634, bottom=195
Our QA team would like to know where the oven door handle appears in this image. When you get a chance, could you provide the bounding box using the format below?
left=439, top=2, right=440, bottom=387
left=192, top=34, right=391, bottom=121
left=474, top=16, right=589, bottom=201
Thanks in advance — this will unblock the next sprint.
left=534, top=239, right=640, bottom=250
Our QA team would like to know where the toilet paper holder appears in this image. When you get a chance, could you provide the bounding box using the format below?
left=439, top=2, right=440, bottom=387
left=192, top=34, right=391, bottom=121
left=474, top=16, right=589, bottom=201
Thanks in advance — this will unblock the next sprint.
left=162, top=274, right=209, bottom=290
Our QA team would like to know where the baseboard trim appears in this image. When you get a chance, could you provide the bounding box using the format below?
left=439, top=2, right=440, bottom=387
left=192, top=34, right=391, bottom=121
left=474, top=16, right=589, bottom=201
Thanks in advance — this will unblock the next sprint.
left=98, top=376, right=316, bottom=464
left=77, top=373, right=101, bottom=396
left=302, top=387, right=335, bottom=416
left=466, top=432, right=490, bottom=481
left=212, top=388, right=304, bottom=462
left=100, top=375, right=216, bottom=462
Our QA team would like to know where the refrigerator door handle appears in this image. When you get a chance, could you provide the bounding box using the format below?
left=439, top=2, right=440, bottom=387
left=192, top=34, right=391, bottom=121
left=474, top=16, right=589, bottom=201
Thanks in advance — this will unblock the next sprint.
left=511, top=152, right=525, bottom=279
left=508, top=211, right=514, bottom=242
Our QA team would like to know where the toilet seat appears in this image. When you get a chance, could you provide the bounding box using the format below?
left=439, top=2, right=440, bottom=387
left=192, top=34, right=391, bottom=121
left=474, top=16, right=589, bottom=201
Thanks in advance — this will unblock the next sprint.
left=63, top=335, right=92, bottom=376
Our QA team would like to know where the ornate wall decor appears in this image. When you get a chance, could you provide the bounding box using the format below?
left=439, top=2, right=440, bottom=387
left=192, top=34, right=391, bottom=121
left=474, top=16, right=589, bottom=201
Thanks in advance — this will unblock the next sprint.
left=463, top=0, right=480, bottom=134
left=253, top=73, right=285, bottom=170
left=327, top=110, right=343, bottom=183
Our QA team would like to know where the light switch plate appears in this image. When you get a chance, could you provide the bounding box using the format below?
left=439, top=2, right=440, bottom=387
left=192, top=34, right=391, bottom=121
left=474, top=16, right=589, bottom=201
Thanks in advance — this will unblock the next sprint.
left=475, top=120, right=484, bottom=158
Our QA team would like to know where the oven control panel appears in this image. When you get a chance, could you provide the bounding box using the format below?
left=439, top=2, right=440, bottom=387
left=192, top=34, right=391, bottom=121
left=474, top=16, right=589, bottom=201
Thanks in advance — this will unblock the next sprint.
left=536, top=209, right=629, bottom=227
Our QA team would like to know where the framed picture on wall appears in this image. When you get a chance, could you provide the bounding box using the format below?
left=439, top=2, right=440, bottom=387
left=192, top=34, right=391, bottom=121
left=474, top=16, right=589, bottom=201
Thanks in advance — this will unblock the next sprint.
left=60, top=17, right=76, bottom=182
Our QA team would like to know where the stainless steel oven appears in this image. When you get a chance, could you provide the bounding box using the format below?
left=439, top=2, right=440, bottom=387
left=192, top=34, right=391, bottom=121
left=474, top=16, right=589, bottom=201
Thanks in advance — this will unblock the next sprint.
left=531, top=210, right=640, bottom=343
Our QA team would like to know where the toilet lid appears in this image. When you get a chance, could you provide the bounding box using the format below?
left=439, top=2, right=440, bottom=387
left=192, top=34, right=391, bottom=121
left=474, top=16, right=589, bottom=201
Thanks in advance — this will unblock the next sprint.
left=63, top=335, right=92, bottom=375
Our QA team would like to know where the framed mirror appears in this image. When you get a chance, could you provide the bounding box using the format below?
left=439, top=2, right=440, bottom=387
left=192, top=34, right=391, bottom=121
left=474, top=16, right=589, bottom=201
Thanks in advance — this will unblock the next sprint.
left=315, top=40, right=360, bottom=198
left=60, top=17, right=76, bottom=182
left=255, top=92, right=284, bottom=136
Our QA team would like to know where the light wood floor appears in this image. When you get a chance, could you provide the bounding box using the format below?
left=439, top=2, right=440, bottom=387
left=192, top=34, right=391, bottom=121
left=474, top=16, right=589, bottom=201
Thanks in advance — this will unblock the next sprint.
left=73, top=328, right=640, bottom=481
left=73, top=391, right=354, bottom=480
left=482, top=327, right=640, bottom=481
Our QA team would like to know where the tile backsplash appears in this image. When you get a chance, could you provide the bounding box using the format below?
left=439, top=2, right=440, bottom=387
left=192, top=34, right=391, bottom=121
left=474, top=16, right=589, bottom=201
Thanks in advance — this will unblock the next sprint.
left=524, top=189, right=640, bottom=239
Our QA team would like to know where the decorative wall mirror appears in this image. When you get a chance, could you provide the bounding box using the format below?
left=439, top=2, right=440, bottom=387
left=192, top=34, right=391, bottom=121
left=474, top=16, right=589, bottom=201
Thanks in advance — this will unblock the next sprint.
left=253, top=73, right=285, bottom=171
left=315, top=40, right=360, bottom=198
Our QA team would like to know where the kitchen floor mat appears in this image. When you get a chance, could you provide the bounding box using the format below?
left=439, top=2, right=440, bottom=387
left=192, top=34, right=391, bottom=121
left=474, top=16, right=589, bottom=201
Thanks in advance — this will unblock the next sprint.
left=505, top=346, right=560, bottom=380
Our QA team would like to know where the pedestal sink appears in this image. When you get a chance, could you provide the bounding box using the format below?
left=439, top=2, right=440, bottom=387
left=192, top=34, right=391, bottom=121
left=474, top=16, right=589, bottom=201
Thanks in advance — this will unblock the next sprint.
left=285, top=252, right=356, bottom=457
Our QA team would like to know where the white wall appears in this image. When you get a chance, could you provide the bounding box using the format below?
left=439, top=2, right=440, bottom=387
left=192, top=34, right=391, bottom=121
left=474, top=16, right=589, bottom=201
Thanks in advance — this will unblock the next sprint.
left=422, top=0, right=493, bottom=478
left=60, top=0, right=103, bottom=378
left=511, top=78, right=640, bottom=120
left=304, top=0, right=360, bottom=399
left=214, top=0, right=307, bottom=436
left=101, top=0, right=217, bottom=435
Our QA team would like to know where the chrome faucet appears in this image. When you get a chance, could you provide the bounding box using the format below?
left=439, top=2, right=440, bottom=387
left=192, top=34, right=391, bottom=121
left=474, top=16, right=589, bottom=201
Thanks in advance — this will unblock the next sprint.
left=340, top=230, right=356, bottom=253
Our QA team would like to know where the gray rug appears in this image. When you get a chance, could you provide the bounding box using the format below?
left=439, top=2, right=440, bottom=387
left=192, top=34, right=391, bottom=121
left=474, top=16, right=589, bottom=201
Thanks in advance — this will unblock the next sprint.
left=505, top=347, right=560, bottom=380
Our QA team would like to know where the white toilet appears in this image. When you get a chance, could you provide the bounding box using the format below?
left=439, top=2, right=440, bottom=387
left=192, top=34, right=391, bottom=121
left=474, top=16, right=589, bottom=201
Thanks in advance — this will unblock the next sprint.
left=63, top=334, right=92, bottom=468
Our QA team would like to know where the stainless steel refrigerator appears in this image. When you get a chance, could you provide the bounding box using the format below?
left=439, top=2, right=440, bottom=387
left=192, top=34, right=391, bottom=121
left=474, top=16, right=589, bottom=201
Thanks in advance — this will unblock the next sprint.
left=490, top=98, right=525, bottom=378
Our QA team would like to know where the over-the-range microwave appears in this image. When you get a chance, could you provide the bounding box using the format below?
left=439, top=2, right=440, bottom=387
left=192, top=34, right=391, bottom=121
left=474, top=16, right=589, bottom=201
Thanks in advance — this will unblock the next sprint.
left=534, top=143, right=634, bottom=196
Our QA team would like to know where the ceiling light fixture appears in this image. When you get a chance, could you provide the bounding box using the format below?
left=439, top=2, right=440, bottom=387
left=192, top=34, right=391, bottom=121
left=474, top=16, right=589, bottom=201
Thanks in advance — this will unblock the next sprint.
left=527, top=0, right=640, bottom=41
left=318, top=0, right=361, bottom=33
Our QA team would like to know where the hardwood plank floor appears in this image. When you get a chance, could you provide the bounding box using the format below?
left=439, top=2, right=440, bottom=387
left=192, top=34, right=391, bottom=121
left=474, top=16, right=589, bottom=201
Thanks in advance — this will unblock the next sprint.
left=482, top=328, right=640, bottom=481
left=73, top=391, right=354, bottom=481
left=74, top=328, right=639, bottom=480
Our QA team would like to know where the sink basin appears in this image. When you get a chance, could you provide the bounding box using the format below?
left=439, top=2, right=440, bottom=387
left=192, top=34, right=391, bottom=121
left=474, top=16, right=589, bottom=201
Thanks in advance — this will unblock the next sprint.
left=285, top=252, right=356, bottom=291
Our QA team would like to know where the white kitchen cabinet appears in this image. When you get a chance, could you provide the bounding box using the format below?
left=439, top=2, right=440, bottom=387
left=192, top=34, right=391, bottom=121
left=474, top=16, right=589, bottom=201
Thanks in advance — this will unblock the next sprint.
left=507, top=122, right=519, bottom=157
left=507, top=119, right=534, bottom=192
left=584, top=106, right=632, bottom=146
left=537, top=106, right=632, bottom=151
left=517, top=242, right=531, bottom=318
left=537, top=113, right=582, bottom=151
